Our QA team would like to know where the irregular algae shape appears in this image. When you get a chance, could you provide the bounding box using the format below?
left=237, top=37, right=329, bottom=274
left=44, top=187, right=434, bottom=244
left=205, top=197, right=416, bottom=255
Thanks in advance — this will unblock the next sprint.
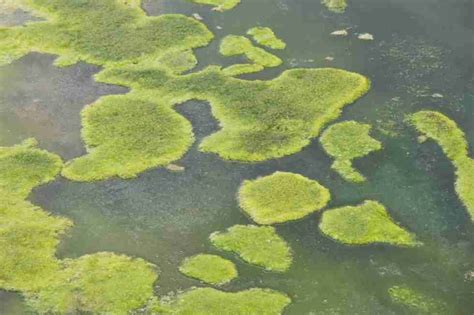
left=247, top=26, right=286, bottom=50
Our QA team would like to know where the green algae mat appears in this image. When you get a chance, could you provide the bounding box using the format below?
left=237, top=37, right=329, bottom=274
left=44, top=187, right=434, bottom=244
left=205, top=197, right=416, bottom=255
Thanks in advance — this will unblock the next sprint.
left=0, top=0, right=473, bottom=314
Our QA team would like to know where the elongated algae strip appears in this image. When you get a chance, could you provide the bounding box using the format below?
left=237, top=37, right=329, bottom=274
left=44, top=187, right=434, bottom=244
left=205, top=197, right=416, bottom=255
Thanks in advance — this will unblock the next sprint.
left=189, top=0, right=241, bottom=11
left=411, top=111, right=474, bottom=221
left=388, top=285, right=446, bottom=313
left=247, top=27, right=286, bottom=50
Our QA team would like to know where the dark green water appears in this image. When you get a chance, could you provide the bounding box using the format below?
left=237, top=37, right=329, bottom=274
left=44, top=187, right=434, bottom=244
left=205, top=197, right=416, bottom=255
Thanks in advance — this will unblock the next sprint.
left=1, top=0, right=473, bottom=314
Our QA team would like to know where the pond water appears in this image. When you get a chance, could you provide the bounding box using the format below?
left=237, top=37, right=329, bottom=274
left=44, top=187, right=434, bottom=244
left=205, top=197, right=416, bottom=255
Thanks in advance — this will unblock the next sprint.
left=0, top=0, right=473, bottom=314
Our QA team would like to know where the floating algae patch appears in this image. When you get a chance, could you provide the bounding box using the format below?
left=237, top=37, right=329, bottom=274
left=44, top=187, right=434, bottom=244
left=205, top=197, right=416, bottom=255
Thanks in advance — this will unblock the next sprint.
left=156, top=287, right=291, bottom=314
left=210, top=225, right=292, bottom=272
left=247, top=27, right=286, bottom=50
left=238, top=171, right=330, bottom=224
left=97, top=65, right=370, bottom=166
left=62, top=94, right=194, bottom=181
left=320, top=121, right=382, bottom=183
left=179, top=254, right=237, bottom=285
left=388, top=285, right=445, bottom=314
left=189, top=0, right=241, bottom=11
left=222, top=63, right=264, bottom=76
left=219, top=35, right=282, bottom=68
left=319, top=201, right=419, bottom=246
left=410, top=111, right=474, bottom=221
left=0, top=138, right=62, bottom=198
left=0, top=0, right=213, bottom=67
left=28, top=252, right=158, bottom=314
left=322, top=0, right=347, bottom=13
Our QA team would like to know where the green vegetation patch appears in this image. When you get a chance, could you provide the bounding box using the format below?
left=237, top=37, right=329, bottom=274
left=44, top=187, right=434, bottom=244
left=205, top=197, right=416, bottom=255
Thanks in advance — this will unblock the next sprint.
left=320, top=121, right=382, bottom=183
left=222, top=63, right=264, bottom=76
left=189, top=0, right=241, bottom=11
left=28, top=252, right=158, bottom=314
left=220, top=35, right=282, bottom=67
left=0, top=0, right=213, bottom=67
left=0, top=138, right=62, bottom=198
left=388, top=285, right=445, bottom=314
left=410, top=111, right=474, bottom=221
left=247, top=27, right=286, bottom=50
left=319, top=200, right=419, bottom=246
left=210, top=225, right=292, bottom=272
left=62, top=94, right=194, bottom=181
left=157, top=50, right=198, bottom=74
left=179, top=254, right=237, bottom=285
left=158, top=287, right=291, bottom=314
left=239, top=171, right=330, bottom=224
left=322, top=0, right=347, bottom=13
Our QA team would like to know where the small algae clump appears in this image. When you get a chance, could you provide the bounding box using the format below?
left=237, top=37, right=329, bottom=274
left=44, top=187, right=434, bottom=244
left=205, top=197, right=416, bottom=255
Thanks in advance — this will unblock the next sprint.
left=210, top=225, right=292, bottom=272
left=322, top=0, right=347, bottom=13
left=220, top=35, right=282, bottom=67
left=411, top=111, right=474, bottom=220
left=320, top=121, right=382, bottom=183
left=0, top=138, right=62, bottom=198
left=247, top=27, right=286, bottom=50
left=62, top=95, right=194, bottom=181
left=222, top=63, right=264, bottom=76
left=179, top=254, right=237, bottom=285
left=29, top=253, right=158, bottom=314
left=319, top=201, right=419, bottom=246
left=158, top=287, right=291, bottom=314
left=388, top=285, right=445, bottom=314
left=189, top=0, right=241, bottom=11
left=239, top=171, right=330, bottom=224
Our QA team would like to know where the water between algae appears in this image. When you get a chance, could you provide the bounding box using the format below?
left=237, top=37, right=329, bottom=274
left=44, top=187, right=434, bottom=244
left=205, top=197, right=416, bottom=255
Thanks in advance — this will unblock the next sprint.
left=1, top=0, right=473, bottom=313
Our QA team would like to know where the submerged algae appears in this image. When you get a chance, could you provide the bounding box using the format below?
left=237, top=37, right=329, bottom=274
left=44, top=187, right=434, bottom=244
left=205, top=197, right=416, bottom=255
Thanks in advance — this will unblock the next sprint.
left=322, top=0, right=347, bottom=13
left=388, top=285, right=445, bottom=314
left=319, top=201, right=419, bottom=246
left=210, top=225, right=292, bottom=272
left=411, top=111, right=474, bottom=221
left=179, top=254, right=237, bottom=285
left=238, top=171, right=330, bottom=224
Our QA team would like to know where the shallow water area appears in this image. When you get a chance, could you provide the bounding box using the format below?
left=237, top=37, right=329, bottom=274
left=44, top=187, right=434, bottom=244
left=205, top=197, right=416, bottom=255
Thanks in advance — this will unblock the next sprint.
left=1, top=0, right=473, bottom=314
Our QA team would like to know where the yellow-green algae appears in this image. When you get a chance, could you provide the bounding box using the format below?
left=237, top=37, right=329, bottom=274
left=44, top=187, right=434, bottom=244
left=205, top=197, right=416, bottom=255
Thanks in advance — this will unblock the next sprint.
left=210, top=225, right=292, bottom=272
left=238, top=171, right=331, bottom=224
left=0, top=0, right=213, bottom=67
left=322, top=0, right=347, bottom=13
left=222, top=63, right=264, bottom=76
left=319, top=201, right=419, bottom=246
left=320, top=121, right=382, bottom=183
left=247, top=27, right=286, bottom=50
left=156, top=287, right=291, bottom=315
left=388, top=285, right=445, bottom=314
left=189, top=0, right=241, bottom=11
left=179, top=254, right=238, bottom=285
left=410, top=110, right=474, bottom=221
left=219, top=35, right=282, bottom=67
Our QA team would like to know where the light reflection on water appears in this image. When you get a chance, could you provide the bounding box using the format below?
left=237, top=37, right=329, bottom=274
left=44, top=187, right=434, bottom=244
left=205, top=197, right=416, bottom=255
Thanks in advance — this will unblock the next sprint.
left=0, top=0, right=473, bottom=313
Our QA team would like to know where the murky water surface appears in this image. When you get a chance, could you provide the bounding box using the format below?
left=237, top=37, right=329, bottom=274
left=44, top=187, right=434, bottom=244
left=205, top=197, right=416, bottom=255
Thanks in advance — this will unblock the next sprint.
left=1, top=0, right=473, bottom=314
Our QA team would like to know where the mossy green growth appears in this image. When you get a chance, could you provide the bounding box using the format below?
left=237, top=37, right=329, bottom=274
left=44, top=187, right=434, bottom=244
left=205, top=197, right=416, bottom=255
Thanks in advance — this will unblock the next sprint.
left=0, top=138, right=62, bottom=198
left=410, top=111, right=474, bottom=221
left=239, top=171, right=331, bottom=224
left=0, top=0, right=213, bottom=67
left=220, top=35, right=282, bottom=68
left=157, top=50, right=198, bottom=74
left=320, top=121, right=382, bottom=183
left=210, top=225, right=292, bottom=272
left=388, top=285, right=445, bottom=314
left=157, top=287, right=291, bottom=314
left=189, top=0, right=241, bottom=11
left=179, top=254, right=237, bottom=285
left=247, top=27, right=286, bottom=50
left=322, top=0, right=347, bottom=13
left=27, top=252, right=158, bottom=314
left=319, top=200, right=419, bottom=246
left=222, top=63, right=264, bottom=76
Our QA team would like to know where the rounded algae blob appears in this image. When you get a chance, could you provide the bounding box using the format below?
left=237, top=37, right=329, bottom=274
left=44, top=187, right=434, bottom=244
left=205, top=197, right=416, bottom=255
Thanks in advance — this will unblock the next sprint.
left=179, top=254, right=237, bottom=285
left=319, top=201, right=419, bottom=246
left=320, top=121, right=382, bottom=183
left=239, top=171, right=331, bottom=224
left=29, top=252, right=158, bottom=314
left=210, top=225, right=292, bottom=272
left=157, top=287, right=291, bottom=315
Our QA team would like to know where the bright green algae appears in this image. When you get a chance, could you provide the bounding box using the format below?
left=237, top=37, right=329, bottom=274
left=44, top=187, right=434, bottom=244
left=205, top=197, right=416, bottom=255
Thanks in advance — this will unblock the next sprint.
left=319, top=201, right=419, bottom=246
left=189, top=0, right=241, bottom=11
left=210, top=225, right=292, bottom=272
left=411, top=111, right=474, bottom=221
left=222, top=63, right=264, bottom=76
left=179, top=254, right=238, bottom=285
left=239, top=171, right=330, bottom=224
left=320, top=121, right=382, bottom=183
left=155, top=287, right=291, bottom=315
left=388, top=285, right=445, bottom=314
left=220, top=35, right=282, bottom=67
left=247, top=27, right=286, bottom=50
